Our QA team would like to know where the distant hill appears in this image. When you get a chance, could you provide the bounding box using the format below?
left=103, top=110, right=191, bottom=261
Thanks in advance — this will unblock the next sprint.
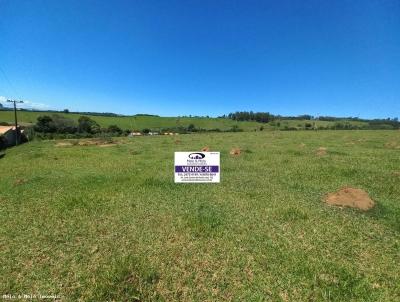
left=0, top=109, right=398, bottom=131
left=0, top=110, right=263, bottom=131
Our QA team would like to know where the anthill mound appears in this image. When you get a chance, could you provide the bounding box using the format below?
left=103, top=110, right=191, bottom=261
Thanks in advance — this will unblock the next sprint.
left=324, top=187, right=375, bottom=211
left=14, top=178, right=27, bottom=186
left=316, top=147, right=327, bottom=156
left=230, top=148, right=241, bottom=156
left=201, top=146, right=210, bottom=151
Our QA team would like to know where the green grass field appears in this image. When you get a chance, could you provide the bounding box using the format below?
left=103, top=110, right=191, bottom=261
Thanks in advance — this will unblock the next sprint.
left=1, top=130, right=399, bottom=301
left=0, top=110, right=263, bottom=131
left=0, top=110, right=369, bottom=132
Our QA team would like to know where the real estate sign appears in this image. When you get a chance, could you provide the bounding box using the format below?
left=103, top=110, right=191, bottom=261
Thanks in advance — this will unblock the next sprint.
left=174, top=152, right=220, bottom=183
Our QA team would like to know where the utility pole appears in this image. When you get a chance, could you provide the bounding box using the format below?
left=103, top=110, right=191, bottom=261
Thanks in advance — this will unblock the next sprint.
left=6, top=99, right=24, bottom=146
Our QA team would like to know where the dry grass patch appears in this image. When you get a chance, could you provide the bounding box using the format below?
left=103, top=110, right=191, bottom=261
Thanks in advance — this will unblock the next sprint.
left=384, top=141, right=400, bottom=149
left=56, top=138, right=118, bottom=147
left=55, top=141, right=74, bottom=147
left=316, top=147, right=327, bottom=156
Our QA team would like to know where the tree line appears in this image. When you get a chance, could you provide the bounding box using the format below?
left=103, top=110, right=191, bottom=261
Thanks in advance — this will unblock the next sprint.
left=27, top=115, right=242, bottom=139
left=222, top=111, right=399, bottom=129
left=31, top=114, right=127, bottom=138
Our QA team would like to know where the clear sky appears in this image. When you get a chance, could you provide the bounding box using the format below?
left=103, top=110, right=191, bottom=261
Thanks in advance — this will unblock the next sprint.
left=0, top=0, right=399, bottom=118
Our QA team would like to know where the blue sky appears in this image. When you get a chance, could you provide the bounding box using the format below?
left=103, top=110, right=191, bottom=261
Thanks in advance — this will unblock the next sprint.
left=0, top=0, right=399, bottom=118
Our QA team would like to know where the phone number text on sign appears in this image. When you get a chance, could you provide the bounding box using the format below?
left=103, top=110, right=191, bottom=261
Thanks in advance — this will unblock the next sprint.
left=174, top=152, right=220, bottom=183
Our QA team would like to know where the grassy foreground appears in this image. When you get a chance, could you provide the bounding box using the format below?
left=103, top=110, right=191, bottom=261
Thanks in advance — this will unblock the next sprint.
left=0, top=130, right=399, bottom=301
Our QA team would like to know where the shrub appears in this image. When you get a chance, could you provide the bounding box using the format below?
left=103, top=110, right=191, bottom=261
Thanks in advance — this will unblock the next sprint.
left=51, top=114, right=77, bottom=133
left=78, top=116, right=101, bottom=134
left=34, top=115, right=56, bottom=133
left=187, top=124, right=196, bottom=132
left=229, top=125, right=243, bottom=132
left=107, top=125, right=123, bottom=135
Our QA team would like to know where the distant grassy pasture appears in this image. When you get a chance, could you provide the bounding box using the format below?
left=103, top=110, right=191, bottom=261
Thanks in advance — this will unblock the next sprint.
left=0, top=130, right=399, bottom=301
left=0, top=110, right=369, bottom=131
left=0, top=110, right=263, bottom=131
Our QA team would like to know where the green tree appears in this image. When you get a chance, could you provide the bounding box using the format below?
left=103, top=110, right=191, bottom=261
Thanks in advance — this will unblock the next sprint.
left=78, top=116, right=101, bottom=134
left=34, top=115, right=56, bottom=133
left=51, top=114, right=77, bottom=133
left=107, top=124, right=123, bottom=135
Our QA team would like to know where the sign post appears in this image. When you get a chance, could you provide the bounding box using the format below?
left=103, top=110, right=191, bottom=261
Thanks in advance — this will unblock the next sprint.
left=174, top=152, right=220, bottom=183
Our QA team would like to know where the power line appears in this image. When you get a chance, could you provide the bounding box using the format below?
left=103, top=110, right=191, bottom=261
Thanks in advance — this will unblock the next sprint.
left=6, top=99, right=24, bottom=146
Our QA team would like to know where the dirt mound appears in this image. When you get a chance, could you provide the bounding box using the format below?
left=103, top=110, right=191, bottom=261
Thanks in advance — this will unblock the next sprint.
left=201, top=146, right=210, bottom=151
left=230, top=148, right=241, bottom=156
left=14, top=178, right=27, bottom=186
left=324, top=187, right=375, bottom=211
left=316, top=147, right=327, bottom=156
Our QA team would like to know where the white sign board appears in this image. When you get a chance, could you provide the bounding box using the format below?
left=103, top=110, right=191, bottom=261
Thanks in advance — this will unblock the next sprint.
left=174, top=152, right=220, bottom=183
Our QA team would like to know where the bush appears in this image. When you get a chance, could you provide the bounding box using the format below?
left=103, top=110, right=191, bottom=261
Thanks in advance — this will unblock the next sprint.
left=229, top=125, right=243, bottom=132
left=51, top=114, right=77, bottom=133
left=187, top=124, right=196, bottom=132
left=107, top=125, right=123, bottom=135
left=78, top=116, right=101, bottom=134
left=34, top=115, right=56, bottom=133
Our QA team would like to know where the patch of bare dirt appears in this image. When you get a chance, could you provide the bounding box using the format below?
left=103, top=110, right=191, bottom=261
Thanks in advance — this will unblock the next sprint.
left=384, top=141, right=400, bottom=149
left=392, top=171, right=400, bottom=177
left=316, top=147, right=327, bottom=156
left=324, top=187, right=375, bottom=211
left=14, top=179, right=27, bottom=186
left=201, top=146, right=210, bottom=151
left=230, top=148, right=241, bottom=156
left=174, top=139, right=181, bottom=144
left=78, top=140, right=99, bottom=146
left=55, top=142, right=74, bottom=147
left=299, top=143, right=306, bottom=148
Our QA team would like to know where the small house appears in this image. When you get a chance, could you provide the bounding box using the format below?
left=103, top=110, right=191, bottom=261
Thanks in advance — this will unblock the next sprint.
left=0, top=126, right=26, bottom=147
